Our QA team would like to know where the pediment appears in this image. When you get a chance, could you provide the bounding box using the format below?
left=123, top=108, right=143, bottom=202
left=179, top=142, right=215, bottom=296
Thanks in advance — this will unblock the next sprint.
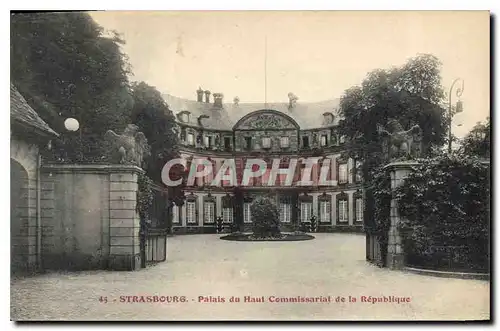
left=233, top=110, right=299, bottom=130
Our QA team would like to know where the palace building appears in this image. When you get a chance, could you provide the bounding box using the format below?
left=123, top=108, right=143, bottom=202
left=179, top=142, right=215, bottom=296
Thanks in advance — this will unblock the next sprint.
left=166, top=88, right=363, bottom=234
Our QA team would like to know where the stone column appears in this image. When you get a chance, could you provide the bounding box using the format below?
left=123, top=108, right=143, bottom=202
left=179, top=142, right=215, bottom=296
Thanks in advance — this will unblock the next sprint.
left=348, top=191, right=354, bottom=226
left=198, top=192, right=207, bottom=226
left=384, top=161, right=417, bottom=270
left=312, top=193, right=319, bottom=217
left=331, top=192, right=337, bottom=226
left=108, top=166, right=144, bottom=271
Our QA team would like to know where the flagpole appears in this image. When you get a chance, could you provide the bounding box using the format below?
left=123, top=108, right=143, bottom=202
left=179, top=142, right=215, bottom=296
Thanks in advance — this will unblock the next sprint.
left=264, top=35, right=267, bottom=108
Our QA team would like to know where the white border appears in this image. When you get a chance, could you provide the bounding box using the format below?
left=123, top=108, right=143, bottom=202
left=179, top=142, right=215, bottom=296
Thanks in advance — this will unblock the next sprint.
left=2, top=1, right=497, bottom=330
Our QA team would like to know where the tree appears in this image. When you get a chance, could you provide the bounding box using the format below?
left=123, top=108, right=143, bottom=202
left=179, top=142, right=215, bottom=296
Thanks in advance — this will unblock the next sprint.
left=130, top=82, right=185, bottom=208
left=11, top=12, right=133, bottom=163
left=251, top=196, right=281, bottom=238
left=459, top=118, right=490, bottom=158
left=337, top=54, right=448, bottom=232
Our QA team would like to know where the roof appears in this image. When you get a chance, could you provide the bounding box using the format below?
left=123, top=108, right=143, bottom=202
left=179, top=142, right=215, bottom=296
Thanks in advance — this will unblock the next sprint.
left=163, top=93, right=341, bottom=130
left=11, top=84, right=58, bottom=137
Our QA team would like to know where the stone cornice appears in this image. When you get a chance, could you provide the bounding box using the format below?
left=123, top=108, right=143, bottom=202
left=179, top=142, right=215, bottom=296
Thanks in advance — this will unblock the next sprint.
left=41, top=163, right=145, bottom=174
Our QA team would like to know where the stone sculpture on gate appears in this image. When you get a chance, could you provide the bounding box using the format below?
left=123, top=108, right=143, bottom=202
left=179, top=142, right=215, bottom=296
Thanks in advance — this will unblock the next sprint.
left=377, top=119, right=422, bottom=160
left=105, top=124, right=151, bottom=167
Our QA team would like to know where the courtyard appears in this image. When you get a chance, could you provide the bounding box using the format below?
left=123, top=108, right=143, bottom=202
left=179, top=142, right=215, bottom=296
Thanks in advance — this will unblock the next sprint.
left=11, top=233, right=489, bottom=321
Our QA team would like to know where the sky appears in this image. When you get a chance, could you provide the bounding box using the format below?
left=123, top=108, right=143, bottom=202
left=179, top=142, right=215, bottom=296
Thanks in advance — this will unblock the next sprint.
left=90, top=10, right=490, bottom=138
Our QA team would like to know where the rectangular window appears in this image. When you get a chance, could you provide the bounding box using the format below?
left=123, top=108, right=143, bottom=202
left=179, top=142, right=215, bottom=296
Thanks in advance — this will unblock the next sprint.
left=302, top=136, right=310, bottom=149
left=262, top=137, right=271, bottom=149
left=223, top=207, right=233, bottom=223
left=280, top=136, right=289, bottom=148
left=280, top=198, right=291, bottom=223
left=245, top=137, right=252, bottom=150
left=243, top=203, right=252, bottom=223
left=186, top=201, right=196, bottom=224
left=355, top=198, right=363, bottom=223
left=338, top=200, right=348, bottom=223
left=319, top=200, right=331, bottom=223
left=300, top=202, right=313, bottom=223
left=224, top=137, right=231, bottom=150
left=204, top=201, right=215, bottom=223
left=339, top=163, right=348, bottom=184
left=320, top=135, right=328, bottom=147
left=187, top=133, right=195, bottom=146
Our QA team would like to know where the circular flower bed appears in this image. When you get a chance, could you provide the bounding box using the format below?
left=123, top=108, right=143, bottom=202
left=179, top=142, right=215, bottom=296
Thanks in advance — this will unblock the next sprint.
left=220, top=231, right=315, bottom=242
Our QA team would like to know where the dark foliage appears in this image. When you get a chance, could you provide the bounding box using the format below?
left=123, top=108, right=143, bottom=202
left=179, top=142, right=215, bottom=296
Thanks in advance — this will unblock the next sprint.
left=250, top=196, right=281, bottom=238
left=459, top=118, right=490, bottom=159
left=395, top=155, right=490, bottom=272
left=336, top=54, right=448, bottom=232
left=11, top=12, right=133, bottom=163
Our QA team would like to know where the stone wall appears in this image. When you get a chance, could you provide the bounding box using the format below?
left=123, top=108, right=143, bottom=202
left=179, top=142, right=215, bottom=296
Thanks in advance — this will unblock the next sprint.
left=40, top=164, right=144, bottom=271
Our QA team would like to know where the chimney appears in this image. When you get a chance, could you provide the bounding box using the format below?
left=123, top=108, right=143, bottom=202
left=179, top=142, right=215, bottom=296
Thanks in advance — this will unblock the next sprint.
left=196, top=87, right=204, bottom=102
left=213, top=93, right=223, bottom=108
left=204, top=90, right=211, bottom=103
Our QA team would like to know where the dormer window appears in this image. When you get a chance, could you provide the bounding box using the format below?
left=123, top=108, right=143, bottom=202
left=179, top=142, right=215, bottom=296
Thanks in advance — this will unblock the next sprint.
left=322, top=112, right=334, bottom=125
left=179, top=111, right=191, bottom=123
left=262, top=137, right=271, bottom=149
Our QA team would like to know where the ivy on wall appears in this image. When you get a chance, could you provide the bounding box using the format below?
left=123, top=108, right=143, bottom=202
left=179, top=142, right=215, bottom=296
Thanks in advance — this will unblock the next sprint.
left=395, top=155, right=490, bottom=272
left=137, top=172, right=154, bottom=224
left=368, top=166, right=392, bottom=266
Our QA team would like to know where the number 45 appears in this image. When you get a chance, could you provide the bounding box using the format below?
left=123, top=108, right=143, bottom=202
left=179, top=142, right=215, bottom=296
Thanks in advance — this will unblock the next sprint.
left=99, top=296, right=108, bottom=303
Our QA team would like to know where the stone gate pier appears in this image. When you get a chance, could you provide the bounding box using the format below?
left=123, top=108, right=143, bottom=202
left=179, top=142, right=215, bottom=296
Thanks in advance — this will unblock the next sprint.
left=40, top=164, right=144, bottom=271
left=384, top=161, right=418, bottom=270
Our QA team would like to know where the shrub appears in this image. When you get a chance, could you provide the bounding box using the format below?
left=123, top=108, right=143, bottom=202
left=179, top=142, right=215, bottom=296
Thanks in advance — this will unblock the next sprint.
left=395, top=154, right=490, bottom=272
left=250, top=196, right=281, bottom=238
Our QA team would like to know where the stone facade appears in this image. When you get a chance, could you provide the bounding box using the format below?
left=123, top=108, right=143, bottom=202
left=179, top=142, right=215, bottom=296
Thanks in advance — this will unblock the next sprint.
left=167, top=92, right=365, bottom=234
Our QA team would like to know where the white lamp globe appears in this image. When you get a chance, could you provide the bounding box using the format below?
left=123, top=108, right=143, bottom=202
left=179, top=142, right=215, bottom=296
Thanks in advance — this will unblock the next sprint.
left=64, top=118, right=79, bottom=132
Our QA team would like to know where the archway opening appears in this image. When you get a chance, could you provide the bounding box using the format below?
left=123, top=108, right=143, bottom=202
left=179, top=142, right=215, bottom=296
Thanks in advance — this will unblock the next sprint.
left=11, top=159, right=30, bottom=274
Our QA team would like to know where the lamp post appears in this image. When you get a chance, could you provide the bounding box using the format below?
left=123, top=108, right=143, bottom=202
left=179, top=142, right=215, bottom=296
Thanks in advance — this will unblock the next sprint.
left=448, top=78, right=465, bottom=153
left=64, top=117, right=81, bottom=161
